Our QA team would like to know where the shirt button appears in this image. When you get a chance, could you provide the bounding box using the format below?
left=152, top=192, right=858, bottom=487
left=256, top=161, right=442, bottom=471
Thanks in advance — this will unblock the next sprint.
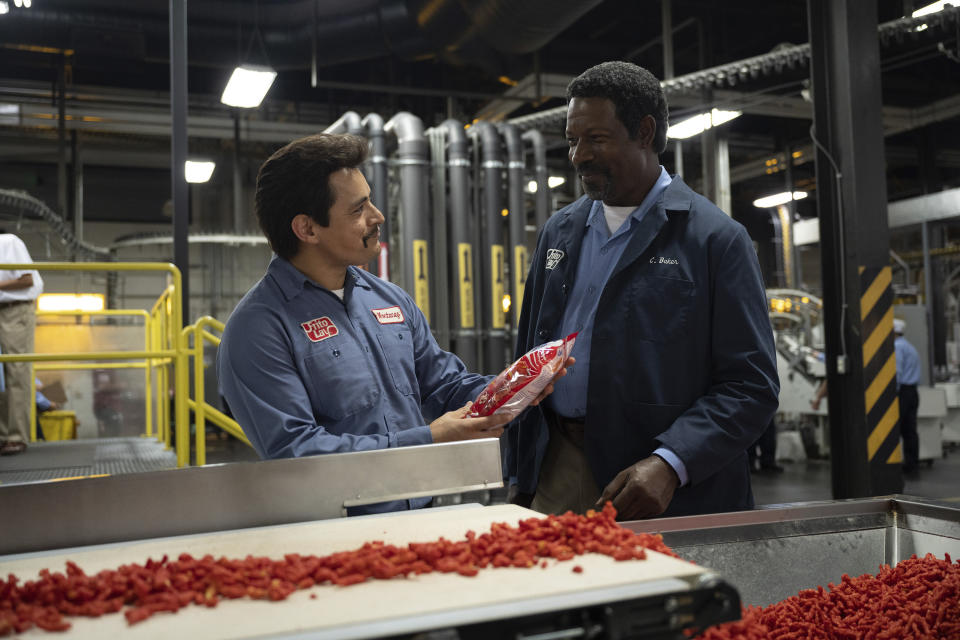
left=333, top=349, right=340, bottom=357
left=600, top=247, right=608, bottom=254
left=587, top=286, right=595, bottom=294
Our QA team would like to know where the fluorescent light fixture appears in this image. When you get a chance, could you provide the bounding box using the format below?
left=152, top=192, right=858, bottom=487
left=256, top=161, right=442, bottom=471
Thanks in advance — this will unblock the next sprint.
left=668, top=108, right=742, bottom=140
left=0, top=103, right=18, bottom=125
left=526, top=180, right=538, bottom=193
left=0, top=2, right=9, bottom=14
left=547, top=176, right=566, bottom=188
left=38, top=293, right=106, bottom=313
left=12, top=0, right=20, bottom=6
left=752, top=191, right=808, bottom=209
left=220, top=65, right=277, bottom=108
left=22, top=0, right=28, bottom=6
left=912, top=1, right=954, bottom=17
left=185, top=160, right=216, bottom=183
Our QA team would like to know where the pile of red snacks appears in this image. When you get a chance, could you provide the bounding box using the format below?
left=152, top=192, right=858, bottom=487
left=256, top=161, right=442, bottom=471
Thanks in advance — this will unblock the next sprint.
left=0, top=502, right=673, bottom=634
left=468, top=332, right=577, bottom=419
left=696, top=552, right=960, bottom=640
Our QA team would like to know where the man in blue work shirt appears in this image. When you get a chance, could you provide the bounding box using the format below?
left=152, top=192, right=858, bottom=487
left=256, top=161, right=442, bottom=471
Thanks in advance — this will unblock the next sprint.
left=893, top=318, right=921, bottom=475
left=218, top=133, right=568, bottom=515
left=507, top=61, right=779, bottom=520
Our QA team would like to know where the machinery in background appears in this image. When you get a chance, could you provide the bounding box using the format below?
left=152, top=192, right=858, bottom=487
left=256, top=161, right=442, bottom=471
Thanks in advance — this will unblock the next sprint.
left=769, top=288, right=951, bottom=465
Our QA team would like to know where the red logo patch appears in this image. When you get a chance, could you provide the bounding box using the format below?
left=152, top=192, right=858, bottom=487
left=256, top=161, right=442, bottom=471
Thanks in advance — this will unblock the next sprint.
left=371, top=306, right=404, bottom=324
left=301, top=316, right=339, bottom=342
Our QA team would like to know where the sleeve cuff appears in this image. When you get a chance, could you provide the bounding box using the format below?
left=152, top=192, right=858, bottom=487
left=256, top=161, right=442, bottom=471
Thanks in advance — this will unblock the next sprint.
left=394, top=425, right=434, bottom=448
left=653, top=446, right=689, bottom=487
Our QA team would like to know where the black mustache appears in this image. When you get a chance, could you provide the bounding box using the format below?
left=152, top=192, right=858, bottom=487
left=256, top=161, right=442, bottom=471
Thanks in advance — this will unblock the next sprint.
left=577, top=164, right=605, bottom=175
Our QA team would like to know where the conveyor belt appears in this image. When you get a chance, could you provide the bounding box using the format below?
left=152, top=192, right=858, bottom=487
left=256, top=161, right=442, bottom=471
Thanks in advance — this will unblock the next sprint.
left=0, top=438, right=176, bottom=485
left=1, top=504, right=736, bottom=639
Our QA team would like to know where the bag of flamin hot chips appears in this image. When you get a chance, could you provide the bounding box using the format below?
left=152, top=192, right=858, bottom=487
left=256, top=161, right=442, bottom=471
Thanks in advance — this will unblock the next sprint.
left=468, top=333, right=577, bottom=419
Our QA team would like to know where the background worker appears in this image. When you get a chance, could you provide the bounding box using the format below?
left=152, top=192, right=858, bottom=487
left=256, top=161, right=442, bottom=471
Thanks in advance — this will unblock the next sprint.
left=0, top=230, right=43, bottom=456
left=218, top=133, right=569, bottom=514
left=893, top=318, right=921, bottom=475
left=507, top=61, right=779, bottom=520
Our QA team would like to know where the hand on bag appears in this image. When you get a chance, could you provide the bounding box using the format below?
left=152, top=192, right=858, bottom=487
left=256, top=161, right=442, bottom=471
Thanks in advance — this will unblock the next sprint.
left=430, top=402, right=511, bottom=443
left=529, top=357, right=575, bottom=407
left=595, top=455, right=679, bottom=521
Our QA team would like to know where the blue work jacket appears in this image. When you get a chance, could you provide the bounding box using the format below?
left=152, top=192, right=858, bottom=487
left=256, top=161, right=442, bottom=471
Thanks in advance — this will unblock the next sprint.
left=507, top=176, right=780, bottom=517
left=218, top=257, right=490, bottom=514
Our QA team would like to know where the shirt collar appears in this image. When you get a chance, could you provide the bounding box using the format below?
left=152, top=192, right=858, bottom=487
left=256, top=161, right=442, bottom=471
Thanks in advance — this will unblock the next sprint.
left=585, top=165, right=673, bottom=234
left=268, top=256, right=372, bottom=302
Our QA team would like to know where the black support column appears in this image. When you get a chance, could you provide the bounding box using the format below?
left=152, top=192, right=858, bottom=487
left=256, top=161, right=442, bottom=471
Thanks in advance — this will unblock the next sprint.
left=808, top=0, right=903, bottom=498
left=170, top=0, right=190, bottom=325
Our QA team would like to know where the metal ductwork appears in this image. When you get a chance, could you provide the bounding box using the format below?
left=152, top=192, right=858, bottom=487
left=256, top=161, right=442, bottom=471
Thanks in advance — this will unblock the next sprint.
left=0, top=189, right=112, bottom=260
left=0, top=0, right=602, bottom=73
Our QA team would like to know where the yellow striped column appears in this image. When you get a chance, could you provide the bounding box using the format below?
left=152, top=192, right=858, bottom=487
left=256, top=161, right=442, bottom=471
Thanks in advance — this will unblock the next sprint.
left=859, top=265, right=903, bottom=493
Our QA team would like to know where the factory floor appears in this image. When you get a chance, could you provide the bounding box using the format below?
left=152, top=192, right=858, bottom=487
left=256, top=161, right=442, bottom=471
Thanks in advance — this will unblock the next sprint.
left=751, top=445, right=960, bottom=506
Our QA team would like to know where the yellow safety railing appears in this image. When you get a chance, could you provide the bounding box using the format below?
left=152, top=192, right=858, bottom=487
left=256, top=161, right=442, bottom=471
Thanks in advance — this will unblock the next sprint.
left=0, top=262, right=189, bottom=466
left=30, top=308, right=151, bottom=443
left=181, top=316, right=250, bottom=466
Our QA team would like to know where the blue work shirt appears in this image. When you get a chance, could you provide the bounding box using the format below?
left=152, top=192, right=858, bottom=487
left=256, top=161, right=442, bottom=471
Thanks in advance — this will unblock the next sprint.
left=895, top=335, right=921, bottom=386
left=217, top=256, right=490, bottom=514
left=548, top=167, right=687, bottom=484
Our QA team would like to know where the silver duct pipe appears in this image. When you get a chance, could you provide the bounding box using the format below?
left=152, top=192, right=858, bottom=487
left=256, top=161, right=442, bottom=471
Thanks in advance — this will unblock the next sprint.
left=468, top=121, right=507, bottom=373
left=384, top=112, right=431, bottom=324
left=521, top=129, right=550, bottom=232
left=506, top=4, right=960, bottom=132
left=441, top=119, right=479, bottom=370
left=324, top=111, right=364, bottom=136
left=499, top=123, right=526, bottom=333
left=0, top=188, right=111, bottom=259
left=363, top=113, right=389, bottom=279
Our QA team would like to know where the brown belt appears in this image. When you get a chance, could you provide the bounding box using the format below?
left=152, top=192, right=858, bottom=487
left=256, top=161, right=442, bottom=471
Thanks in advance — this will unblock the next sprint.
left=0, top=299, right=32, bottom=310
left=548, top=411, right=586, bottom=448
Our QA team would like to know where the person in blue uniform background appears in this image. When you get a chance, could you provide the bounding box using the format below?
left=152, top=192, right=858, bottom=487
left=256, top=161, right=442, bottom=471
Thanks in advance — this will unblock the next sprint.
left=506, top=61, right=779, bottom=520
left=217, top=133, right=568, bottom=515
left=893, top=318, right=921, bottom=475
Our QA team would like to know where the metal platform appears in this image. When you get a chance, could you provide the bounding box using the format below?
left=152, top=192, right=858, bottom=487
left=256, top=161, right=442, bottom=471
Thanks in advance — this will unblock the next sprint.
left=0, top=437, right=177, bottom=486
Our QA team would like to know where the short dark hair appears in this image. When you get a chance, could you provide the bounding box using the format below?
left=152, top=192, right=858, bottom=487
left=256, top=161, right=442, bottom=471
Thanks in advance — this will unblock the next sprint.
left=566, top=61, right=669, bottom=154
left=254, top=133, right=368, bottom=260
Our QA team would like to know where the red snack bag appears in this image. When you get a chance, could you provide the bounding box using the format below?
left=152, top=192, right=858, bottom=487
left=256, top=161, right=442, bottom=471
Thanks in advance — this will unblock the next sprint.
left=468, top=333, right=577, bottom=419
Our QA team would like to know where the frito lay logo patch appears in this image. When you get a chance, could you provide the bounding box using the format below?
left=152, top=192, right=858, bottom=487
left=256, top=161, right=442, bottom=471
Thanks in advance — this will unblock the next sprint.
left=371, top=306, right=404, bottom=324
left=301, top=316, right=339, bottom=342
left=545, top=248, right=565, bottom=270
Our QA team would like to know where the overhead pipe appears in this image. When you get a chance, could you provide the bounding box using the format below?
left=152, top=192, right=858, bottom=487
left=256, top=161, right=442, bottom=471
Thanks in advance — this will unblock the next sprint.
left=384, top=112, right=431, bottom=325
left=441, top=119, right=478, bottom=370
left=499, top=123, right=527, bottom=333
left=521, top=129, right=550, bottom=232
left=363, top=113, right=389, bottom=279
left=468, top=121, right=507, bottom=373
left=323, top=111, right=364, bottom=137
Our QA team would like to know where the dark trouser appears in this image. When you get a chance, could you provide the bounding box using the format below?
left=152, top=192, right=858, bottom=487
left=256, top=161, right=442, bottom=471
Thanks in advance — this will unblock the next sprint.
left=530, top=413, right=600, bottom=515
left=748, top=419, right=777, bottom=468
left=898, top=384, right=919, bottom=469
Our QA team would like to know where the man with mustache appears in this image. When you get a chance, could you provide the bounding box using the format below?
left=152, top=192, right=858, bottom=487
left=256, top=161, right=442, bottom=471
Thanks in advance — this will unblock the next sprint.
left=219, top=133, right=565, bottom=514
left=507, top=61, right=779, bottom=520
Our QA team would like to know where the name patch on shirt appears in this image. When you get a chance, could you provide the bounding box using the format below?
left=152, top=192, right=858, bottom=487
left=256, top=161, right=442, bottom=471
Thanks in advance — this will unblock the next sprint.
left=371, top=306, right=405, bottom=324
left=545, top=249, right=565, bottom=270
left=301, top=316, right=339, bottom=342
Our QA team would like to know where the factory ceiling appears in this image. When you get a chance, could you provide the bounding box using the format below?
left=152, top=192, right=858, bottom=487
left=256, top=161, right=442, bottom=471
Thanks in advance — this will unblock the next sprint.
left=0, top=0, right=958, bottom=230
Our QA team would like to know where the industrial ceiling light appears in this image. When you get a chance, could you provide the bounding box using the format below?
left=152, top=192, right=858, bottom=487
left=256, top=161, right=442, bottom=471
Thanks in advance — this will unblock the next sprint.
left=912, top=1, right=954, bottom=17
left=185, top=160, right=216, bottom=183
left=667, top=108, right=742, bottom=140
left=752, top=191, right=808, bottom=209
left=38, top=293, right=106, bottom=313
left=221, top=65, right=277, bottom=108
left=526, top=176, right=567, bottom=193
left=0, top=2, right=9, bottom=14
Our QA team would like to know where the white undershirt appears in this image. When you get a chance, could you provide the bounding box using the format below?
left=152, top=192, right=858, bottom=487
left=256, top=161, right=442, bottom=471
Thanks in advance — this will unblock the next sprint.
left=602, top=203, right=639, bottom=235
left=331, top=288, right=345, bottom=300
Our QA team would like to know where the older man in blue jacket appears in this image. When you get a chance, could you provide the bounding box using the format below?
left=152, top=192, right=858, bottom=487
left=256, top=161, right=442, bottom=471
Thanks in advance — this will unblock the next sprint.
left=507, top=61, right=779, bottom=520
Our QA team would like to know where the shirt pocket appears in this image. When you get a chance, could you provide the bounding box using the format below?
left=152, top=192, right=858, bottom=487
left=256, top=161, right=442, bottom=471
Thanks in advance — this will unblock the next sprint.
left=376, top=328, right=415, bottom=396
left=625, top=276, right=695, bottom=344
left=302, top=340, right=380, bottom=421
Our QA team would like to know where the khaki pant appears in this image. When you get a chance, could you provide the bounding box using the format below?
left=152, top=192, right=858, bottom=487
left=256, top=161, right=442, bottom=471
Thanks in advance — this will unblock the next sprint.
left=0, top=301, right=36, bottom=444
left=530, top=417, right=601, bottom=515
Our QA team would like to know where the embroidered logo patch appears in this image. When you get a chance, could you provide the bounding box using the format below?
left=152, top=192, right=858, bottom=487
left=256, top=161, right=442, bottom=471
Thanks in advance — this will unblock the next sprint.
left=301, top=316, right=339, bottom=342
left=371, top=306, right=404, bottom=324
left=649, top=256, right=680, bottom=265
left=545, top=249, right=565, bottom=270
